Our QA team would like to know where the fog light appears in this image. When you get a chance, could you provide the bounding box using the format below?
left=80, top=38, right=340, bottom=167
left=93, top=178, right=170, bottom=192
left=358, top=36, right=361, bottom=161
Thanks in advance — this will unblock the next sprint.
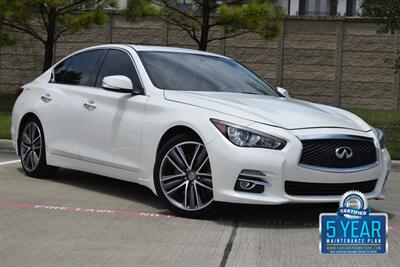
left=234, top=169, right=270, bottom=193
left=239, top=180, right=256, bottom=190
left=234, top=179, right=265, bottom=193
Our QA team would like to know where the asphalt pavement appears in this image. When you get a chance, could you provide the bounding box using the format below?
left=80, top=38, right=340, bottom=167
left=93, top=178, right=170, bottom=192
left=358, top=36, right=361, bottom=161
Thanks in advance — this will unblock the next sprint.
left=0, top=151, right=399, bottom=267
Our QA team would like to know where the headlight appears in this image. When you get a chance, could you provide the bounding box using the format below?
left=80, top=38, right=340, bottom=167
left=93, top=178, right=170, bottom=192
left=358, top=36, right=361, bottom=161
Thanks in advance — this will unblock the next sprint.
left=211, top=119, right=286, bottom=150
left=373, top=127, right=386, bottom=149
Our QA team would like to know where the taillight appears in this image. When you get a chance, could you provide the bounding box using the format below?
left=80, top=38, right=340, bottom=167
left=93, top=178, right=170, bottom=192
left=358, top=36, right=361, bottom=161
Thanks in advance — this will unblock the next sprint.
left=16, top=87, right=24, bottom=98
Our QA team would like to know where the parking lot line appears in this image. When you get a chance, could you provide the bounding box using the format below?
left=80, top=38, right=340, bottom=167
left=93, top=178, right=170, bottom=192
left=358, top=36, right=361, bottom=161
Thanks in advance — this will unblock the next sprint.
left=0, top=160, right=20, bottom=166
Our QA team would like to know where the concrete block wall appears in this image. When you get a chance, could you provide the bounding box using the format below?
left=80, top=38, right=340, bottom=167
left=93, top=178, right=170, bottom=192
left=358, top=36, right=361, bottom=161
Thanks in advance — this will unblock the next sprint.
left=280, top=19, right=337, bottom=106
left=340, top=22, right=398, bottom=109
left=0, top=15, right=399, bottom=110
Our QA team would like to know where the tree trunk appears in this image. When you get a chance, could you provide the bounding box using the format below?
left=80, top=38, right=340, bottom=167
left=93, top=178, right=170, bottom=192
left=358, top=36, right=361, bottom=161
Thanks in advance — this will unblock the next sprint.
left=199, top=6, right=210, bottom=51
left=42, top=7, right=57, bottom=72
left=42, top=41, right=54, bottom=72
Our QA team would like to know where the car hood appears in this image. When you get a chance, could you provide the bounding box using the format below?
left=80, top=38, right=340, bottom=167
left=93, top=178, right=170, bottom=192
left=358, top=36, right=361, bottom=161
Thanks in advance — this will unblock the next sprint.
left=164, top=91, right=371, bottom=131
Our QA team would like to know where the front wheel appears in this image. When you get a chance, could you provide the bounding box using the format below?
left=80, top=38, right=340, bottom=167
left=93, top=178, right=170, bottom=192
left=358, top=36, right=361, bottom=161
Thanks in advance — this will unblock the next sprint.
left=154, top=134, right=215, bottom=218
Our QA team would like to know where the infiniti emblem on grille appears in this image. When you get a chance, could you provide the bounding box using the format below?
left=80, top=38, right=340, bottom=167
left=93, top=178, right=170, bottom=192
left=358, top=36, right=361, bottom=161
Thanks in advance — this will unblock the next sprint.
left=335, top=147, right=353, bottom=159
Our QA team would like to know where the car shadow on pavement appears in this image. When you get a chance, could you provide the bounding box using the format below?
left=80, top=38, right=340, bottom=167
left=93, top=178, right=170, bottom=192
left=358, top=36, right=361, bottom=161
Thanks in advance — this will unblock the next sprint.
left=16, top=166, right=394, bottom=228
left=212, top=200, right=394, bottom=229
left=212, top=202, right=337, bottom=229
left=16, top=167, right=167, bottom=211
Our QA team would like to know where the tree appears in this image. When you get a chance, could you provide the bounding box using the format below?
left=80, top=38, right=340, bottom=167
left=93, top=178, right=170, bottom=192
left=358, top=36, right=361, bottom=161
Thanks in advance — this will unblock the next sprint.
left=126, top=0, right=283, bottom=51
left=0, top=0, right=116, bottom=72
left=362, top=0, right=400, bottom=70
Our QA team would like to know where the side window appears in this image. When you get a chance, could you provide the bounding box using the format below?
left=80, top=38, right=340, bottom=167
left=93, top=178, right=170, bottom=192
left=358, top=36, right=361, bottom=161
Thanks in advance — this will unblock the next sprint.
left=63, top=50, right=102, bottom=86
left=53, top=58, right=72, bottom=83
left=96, top=49, right=141, bottom=88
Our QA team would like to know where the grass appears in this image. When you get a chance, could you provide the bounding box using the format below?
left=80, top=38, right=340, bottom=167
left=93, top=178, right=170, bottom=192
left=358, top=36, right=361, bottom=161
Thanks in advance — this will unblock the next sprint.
left=0, top=91, right=15, bottom=113
left=0, top=91, right=399, bottom=159
left=0, top=114, right=11, bottom=139
left=0, top=92, right=15, bottom=139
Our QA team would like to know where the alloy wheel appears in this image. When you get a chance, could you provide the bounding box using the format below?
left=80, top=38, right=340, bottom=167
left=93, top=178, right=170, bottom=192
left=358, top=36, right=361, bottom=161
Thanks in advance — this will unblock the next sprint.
left=20, top=122, right=42, bottom=172
left=159, top=141, right=213, bottom=211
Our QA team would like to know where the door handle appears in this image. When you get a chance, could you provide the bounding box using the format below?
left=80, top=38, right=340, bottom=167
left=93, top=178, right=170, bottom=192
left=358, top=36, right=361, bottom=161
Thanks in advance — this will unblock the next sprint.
left=40, top=94, right=52, bottom=103
left=83, top=100, right=96, bottom=111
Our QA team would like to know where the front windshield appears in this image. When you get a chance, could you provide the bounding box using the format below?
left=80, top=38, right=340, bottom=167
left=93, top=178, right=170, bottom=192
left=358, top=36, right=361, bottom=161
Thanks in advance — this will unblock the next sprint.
left=139, top=51, right=280, bottom=96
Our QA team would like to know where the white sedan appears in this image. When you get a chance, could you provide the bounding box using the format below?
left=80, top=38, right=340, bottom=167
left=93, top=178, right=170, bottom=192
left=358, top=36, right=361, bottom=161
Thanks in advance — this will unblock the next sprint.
left=11, top=44, right=391, bottom=217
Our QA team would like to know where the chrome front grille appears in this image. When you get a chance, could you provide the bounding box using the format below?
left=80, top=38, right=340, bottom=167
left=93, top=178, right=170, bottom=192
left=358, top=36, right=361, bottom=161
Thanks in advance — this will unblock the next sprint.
left=299, top=135, right=377, bottom=170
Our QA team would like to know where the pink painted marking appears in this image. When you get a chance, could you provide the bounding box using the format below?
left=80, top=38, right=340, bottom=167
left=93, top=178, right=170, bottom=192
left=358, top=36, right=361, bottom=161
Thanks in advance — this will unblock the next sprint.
left=389, top=225, right=400, bottom=232
left=0, top=201, right=176, bottom=220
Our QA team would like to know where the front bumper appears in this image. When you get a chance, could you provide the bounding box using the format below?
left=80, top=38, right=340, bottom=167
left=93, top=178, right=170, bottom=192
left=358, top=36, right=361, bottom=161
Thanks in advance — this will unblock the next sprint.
left=206, top=124, right=391, bottom=205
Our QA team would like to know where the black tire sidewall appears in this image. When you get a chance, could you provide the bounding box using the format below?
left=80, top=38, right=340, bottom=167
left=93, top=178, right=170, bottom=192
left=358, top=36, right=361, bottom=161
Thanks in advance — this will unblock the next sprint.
left=19, top=117, right=52, bottom=178
left=153, top=133, right=215, bottom=218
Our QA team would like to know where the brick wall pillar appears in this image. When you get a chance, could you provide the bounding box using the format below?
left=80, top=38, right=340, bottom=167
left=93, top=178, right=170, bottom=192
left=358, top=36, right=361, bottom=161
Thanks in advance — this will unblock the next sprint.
left=276, top=20, right=285, bottom=87
left=334, top=20, right=344, bottom=107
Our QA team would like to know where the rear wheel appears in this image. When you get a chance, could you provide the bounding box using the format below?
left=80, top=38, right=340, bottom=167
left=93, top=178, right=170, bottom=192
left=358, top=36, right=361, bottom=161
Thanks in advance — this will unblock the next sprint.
left=154, top=134, right=215, bottom=218
left=19, top=117, right=57, bottom=177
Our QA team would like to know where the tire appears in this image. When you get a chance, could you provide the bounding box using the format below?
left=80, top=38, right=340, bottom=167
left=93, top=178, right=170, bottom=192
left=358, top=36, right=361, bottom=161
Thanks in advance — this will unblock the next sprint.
left=154, top=133, right=215, bottom=218
left=18, top=117, right=57, bottom=178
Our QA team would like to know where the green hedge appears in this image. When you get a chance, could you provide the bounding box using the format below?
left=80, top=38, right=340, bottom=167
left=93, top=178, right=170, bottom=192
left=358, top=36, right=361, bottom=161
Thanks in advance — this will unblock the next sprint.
left=0, top=92, right=14, bottom=139
left=0, top=91, right=15, bottom=114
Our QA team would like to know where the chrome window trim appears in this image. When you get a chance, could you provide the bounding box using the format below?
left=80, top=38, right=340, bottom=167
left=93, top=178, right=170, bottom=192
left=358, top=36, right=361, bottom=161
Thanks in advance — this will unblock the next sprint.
left=49, top=45, right=146, bottom=95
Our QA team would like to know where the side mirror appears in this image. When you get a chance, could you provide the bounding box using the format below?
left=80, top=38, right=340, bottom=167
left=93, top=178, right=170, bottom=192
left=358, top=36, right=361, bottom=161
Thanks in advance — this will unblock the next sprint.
left=277, top=87, right=290, bottom=98
left=102, top=75, right=141, bottom=94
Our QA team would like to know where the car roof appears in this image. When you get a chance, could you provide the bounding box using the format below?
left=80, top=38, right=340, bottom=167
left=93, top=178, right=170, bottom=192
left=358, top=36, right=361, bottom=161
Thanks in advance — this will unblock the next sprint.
left=75, top=44, right=229, bottom=59
left=130, top=45, right=228, bottom=58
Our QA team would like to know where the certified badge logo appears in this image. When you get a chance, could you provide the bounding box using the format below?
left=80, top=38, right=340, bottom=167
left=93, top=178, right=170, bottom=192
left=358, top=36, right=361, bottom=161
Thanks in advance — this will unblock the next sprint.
left=320, top=191, right=388, bottom=254
left=338, top=191, right=369, bottom=219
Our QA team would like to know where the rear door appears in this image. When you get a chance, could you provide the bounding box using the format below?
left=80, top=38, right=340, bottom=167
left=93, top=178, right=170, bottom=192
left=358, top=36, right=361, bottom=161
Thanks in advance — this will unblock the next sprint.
left=78, top=48, right=147, bottom=172
left=40, top=49, right=104, bottom=158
